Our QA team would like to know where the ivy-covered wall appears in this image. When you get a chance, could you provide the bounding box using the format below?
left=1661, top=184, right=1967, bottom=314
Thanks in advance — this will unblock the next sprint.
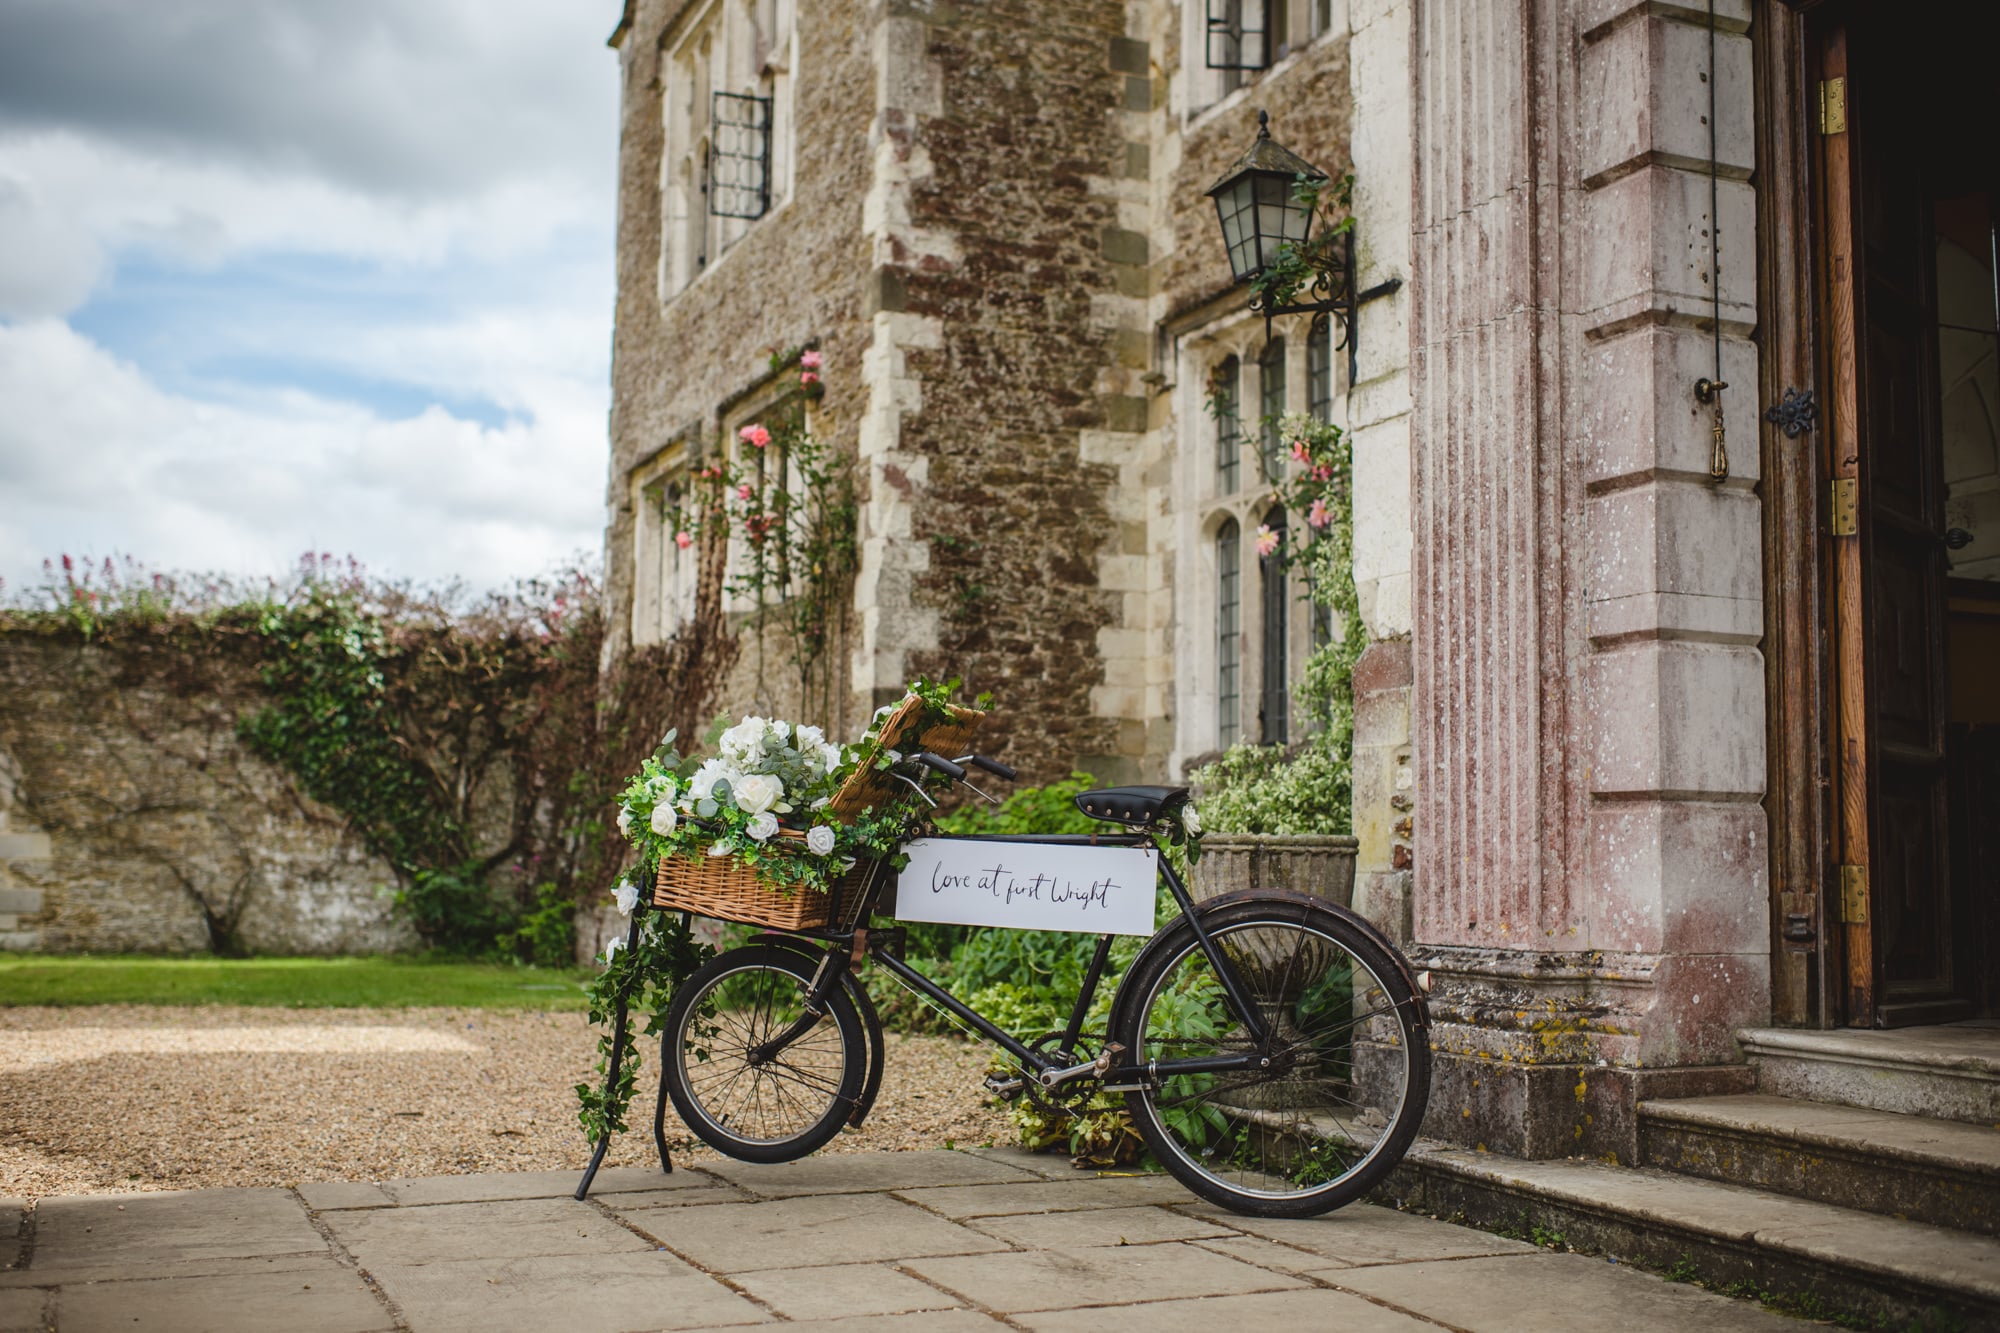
left=0, top=635, right=412, bottom=954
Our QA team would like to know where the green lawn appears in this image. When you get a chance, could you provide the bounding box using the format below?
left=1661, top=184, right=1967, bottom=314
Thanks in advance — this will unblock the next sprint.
left=0, top=955, right=595, bottom=1010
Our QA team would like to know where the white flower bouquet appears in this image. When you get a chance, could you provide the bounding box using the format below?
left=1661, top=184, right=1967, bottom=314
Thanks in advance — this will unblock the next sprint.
left=608, top=678, right=988, bottom=926
left=613, top=716, right=857, bottom=904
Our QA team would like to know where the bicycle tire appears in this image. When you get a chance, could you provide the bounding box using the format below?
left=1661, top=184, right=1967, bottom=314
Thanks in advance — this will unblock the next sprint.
left=1110, top=895, right=1430, bottom=1217
left=661, top=944, right=866, bottom=1163
left=753, top=937, right=887, bottom=1128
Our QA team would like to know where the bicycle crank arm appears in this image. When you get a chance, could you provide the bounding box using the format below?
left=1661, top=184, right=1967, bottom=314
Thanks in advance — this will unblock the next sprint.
left=1034, top=1041, right=1127, bottom=1091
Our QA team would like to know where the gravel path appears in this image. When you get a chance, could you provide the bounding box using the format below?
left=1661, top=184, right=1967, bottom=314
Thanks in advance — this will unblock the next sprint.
left=0, top=1006, right=1014, bottom=1199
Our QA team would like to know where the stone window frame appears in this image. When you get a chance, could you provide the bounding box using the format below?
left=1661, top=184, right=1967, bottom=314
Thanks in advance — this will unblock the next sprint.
left=659, top=0, right=799, bottom=303
left=1176, top=316, right=1335, bottom=761
left=629, top=436, right=699, bottom=648
left=1181, top=0, right=1341, bottom=118
left=716, top=372, right=817, bottom=621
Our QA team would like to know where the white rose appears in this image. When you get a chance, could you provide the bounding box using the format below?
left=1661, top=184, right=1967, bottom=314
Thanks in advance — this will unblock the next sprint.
left=707, top=839, right=736, bottom=858
left=806, top=825, right=836, bottom=856
left=602, top=933, right=624, bottom=961
left=796, top=724, right=826, bottom=750
left=646, top=773, right=678, bottom=802
left=745, top=811, right=780, bottom=843
left=688, top=757, right=733, bottom=800
left=719, top=716, right=769, bottom=761
left=649, top=803, right=678, bottom=835
left=614, top=883, right=640, bottom=915
left=616, top=808, right=633, bottom=836
left=1183, top=804, right=1202, bottom=835
left=819, top=742, right=844, bottom=774
left=733, top=772, right=785, bottom=815
left=772, top=720, right=791, bottom=741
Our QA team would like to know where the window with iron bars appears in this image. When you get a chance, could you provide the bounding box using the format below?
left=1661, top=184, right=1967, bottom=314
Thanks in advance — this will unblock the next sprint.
left=709, top=92, right=772, bottom=220
left=1206, top=0, right=1273, bottom=73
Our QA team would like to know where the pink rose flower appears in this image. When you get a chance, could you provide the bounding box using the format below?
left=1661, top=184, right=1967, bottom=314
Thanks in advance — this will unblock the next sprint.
left=799, top=349, right=823, bottom=369
left=736, top=483, right=753, bottom=500
left=675, top=531, right=693, bottom=550
left=1290, top=439, right=1309, bottom=463
left=738, top=423, right=771, bottom=449
left=1313, top=464, right=1333, bottom=482
left=1255, top=525, right=1281, bottom=557
left=1308, top=498, right=1331, bottom=529
left=799, top=370, right=820, bottom=386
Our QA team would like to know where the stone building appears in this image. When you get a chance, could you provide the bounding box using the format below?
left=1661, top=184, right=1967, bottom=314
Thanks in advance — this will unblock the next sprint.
left=603, top=0, right=1999, bottom=1281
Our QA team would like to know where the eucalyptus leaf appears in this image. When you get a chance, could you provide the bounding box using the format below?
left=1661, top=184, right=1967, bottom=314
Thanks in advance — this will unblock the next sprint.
left=696, top=798, right=718, bottom=818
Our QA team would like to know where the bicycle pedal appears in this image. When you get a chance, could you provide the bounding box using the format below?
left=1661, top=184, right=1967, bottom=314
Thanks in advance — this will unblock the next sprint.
left=982, top=1073, right=1025, bottom=1101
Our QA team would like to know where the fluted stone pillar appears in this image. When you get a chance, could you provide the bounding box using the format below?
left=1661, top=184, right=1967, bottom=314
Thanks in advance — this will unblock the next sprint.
left=1407, top=0, right=1768, bottom=1160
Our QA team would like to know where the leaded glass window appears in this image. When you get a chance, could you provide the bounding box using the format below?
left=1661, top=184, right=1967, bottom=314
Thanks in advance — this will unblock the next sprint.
left=1217, top=519, right=1241, bottom=741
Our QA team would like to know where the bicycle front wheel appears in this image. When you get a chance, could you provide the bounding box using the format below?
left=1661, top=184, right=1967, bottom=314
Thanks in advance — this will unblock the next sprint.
left=1111, top=896, right=1430, bottom=1217
left=661, top=944, right=865, bottom=1163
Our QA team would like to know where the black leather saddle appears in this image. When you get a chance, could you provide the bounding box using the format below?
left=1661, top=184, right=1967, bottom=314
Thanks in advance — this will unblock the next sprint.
left=1074, top=785, right=1191, bottom=828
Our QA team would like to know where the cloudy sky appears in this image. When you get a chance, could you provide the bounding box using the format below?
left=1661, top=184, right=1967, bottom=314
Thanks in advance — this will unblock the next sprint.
left=0, top=1, right=622, bottom=600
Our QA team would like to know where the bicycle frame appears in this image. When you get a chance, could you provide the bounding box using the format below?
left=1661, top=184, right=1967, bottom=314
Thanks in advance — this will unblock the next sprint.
left=762, top=831, right=1273, bottom=1089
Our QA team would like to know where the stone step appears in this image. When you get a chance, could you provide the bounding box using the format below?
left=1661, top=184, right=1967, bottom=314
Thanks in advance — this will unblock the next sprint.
left=1639, top=1093, right=2000, bottom=1237
left=1738, top=1023, right=2000, bottom=1126
left=1391, top=1142, right=2000, bottom=1328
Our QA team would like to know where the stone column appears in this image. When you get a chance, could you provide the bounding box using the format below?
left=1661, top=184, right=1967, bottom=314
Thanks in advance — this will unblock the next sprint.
left=1408, top=0, right=1767, bottom=1161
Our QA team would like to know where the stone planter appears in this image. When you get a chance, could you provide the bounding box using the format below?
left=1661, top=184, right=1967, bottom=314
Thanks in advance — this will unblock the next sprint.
left=1188, top=834, right=1358, bottom=906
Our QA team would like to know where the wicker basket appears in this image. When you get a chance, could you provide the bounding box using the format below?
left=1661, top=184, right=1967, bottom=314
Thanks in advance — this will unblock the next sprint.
left=826, top=696, right=984, bottom=822
left=652, top=694, right=981, bottom=930
left=654, top=849, right=841, bottom=930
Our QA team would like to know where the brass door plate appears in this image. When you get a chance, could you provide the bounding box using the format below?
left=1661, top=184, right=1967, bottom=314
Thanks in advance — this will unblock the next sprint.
left=1819, top=77, right=1847, bottom=135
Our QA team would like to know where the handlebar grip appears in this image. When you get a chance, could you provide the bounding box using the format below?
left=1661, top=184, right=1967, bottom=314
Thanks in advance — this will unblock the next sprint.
left=967, top=755, right=1017, bottom=781
left=915, top=752, right=968, bottom=781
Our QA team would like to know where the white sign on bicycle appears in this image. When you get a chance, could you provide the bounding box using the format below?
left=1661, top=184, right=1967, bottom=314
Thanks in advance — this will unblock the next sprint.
left=892, top=838, right=1158, bottom=936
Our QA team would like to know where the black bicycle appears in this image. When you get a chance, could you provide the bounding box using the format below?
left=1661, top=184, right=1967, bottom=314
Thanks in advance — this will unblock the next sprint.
left=651, top=748, right=1432, bottom=1218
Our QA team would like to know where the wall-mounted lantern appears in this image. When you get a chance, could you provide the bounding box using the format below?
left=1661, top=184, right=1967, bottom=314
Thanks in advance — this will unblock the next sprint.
left=1206, top=110, right=1400, bottom=382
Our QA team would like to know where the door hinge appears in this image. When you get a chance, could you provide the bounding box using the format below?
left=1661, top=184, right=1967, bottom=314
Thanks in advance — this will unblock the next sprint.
left=1829, top=477, right=1859, bottom=536
left=1818, top=77, right=1847, bottom=135
left=1839, top=864, right=1869, bottom=924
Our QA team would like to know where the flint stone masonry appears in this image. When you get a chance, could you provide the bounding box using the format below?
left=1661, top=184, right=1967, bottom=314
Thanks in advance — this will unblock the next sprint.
left=0, top=636, right=411, bottom=955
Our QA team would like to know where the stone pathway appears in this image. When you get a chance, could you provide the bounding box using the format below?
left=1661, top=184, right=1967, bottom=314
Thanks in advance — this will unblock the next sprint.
left=0, top=1148, right=1797, bottom=1331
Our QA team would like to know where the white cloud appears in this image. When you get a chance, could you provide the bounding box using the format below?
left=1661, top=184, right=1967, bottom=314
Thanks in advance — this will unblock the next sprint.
left=0, top=321, right=604, bottom=596
left=0, top=1, right=623, bottom=595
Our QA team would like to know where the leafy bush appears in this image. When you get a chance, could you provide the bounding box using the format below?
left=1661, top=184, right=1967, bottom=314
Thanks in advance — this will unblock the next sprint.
left=1184, top=739, right=1352, bottom=835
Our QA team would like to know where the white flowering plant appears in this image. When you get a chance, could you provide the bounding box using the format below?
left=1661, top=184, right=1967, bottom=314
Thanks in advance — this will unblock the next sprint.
left=612, top=716, right=862, bottom=898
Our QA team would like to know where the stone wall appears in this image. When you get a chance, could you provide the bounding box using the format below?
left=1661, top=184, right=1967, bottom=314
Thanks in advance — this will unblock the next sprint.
left=0, top=635, right=411, bottom=955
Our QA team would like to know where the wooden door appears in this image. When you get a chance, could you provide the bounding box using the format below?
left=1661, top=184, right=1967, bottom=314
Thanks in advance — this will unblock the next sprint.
left=1815, top=4, right=1984, bottom=1025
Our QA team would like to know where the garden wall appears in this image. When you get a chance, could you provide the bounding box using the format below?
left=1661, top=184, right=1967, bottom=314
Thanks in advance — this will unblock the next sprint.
left=0, top=633, right=413, bottom=955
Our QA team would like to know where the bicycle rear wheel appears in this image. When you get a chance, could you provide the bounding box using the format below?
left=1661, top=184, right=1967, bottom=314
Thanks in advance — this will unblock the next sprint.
left=1111, top=895, right=1430, bottom=1217
left=661, top=944, right=866, bottom=1163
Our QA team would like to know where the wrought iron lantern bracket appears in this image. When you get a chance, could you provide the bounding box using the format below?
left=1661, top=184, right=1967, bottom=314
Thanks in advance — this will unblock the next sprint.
left=1244, top=228, right=1403, bottom=384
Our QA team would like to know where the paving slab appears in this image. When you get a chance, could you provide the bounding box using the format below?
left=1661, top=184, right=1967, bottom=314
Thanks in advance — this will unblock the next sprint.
left=1015, top=1286, right=1442, bottom=1332
left=902, top=1241, right=1307, bottom=1314
left=1331, top=1252, right=1792, bottom=1331
left=24, top=1190, right=327, bottom=1279
left=625, top=1192, right=1005, bottom=1273
left=365, top=1251, right=765, bottom=1333
left=962, top=1204, right=1235, bottom=1249
left=739, top=1313, right=1005, bottom=1332
left=730, top=1262, right=964, bottom=1321
left=599, top=1184, right=751, bottom=1211
left=53, top=1261, right=393, bottom=1333
left=962, top=1146, right=1081, bottom=1180
left=1191, top=1232, right=1355, bottom=1276
left=0, top=1290, right=43, bottom=1333
left=895, top=1175, right=1192, bottom=1219
left=0, top=1201, right=20, bottom=1273
left=1183, top=1200, right=1538, bottom=1267
left=383, top=1165, right=695, bottom=1205
left=324, top=1197, right=650, bottom=1268
left=697, top=1150, right=1038, bottom=1198
left=296, top=1182, right=396, bottom=1212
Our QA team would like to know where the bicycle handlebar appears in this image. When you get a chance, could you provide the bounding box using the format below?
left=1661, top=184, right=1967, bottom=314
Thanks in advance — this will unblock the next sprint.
left=915, top=752, right=967, bottom=781
left=965, top=755, right=1017, bottom=782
